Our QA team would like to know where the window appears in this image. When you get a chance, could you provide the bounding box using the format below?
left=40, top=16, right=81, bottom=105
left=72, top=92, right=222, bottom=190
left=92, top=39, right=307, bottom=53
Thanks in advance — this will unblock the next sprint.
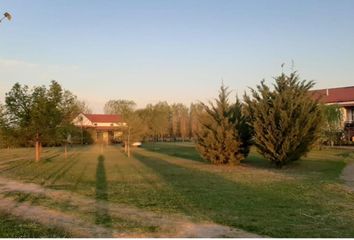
left=351, top=108, right=354, bottom=122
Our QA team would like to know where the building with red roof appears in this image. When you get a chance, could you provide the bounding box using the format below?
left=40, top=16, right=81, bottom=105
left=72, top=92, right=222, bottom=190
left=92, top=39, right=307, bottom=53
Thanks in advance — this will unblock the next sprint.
left=72, top=113, right=126, bottom=144
left=310, top=86, right=354, bottom=140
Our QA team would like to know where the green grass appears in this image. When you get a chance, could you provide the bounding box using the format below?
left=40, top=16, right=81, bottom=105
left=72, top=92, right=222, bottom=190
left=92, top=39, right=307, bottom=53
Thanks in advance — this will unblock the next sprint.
left=0, top=143, right=354, bottom=237
left=0, top=211, right=70, bottom=238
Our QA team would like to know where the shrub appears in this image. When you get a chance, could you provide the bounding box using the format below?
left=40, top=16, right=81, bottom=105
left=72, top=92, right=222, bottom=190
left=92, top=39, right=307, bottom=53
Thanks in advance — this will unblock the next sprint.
left=196, top=84, right=251, bottom=165
left=244, top=72, right=322, bottom=167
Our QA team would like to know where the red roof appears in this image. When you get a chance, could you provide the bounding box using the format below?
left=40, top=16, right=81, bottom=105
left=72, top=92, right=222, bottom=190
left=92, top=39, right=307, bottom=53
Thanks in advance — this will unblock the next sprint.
left=310, top=86, right=354, bottom=104
left=83, top=114, right=122, bottom=123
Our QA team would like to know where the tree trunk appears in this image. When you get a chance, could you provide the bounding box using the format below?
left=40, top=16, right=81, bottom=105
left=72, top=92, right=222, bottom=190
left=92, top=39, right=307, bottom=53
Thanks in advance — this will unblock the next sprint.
left=35, top=132, right=40, bottom=162
left=39, top=142, right=42, bottom=159
left=35, top=141, right=39, bottom=161
left=64, top=143, right=67, bottom=159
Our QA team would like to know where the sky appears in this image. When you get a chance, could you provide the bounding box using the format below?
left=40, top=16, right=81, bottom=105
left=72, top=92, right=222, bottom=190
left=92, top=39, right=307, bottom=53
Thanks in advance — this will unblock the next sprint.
left=1, top=0, right=354, bottom=113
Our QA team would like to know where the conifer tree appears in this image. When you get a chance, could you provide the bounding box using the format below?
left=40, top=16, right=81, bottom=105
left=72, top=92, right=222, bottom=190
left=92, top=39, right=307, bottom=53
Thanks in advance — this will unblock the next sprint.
left=229, top=99, right=253, bottom=158
left=244, top=72, right=322, bottom=167
left=196, top=84, right=249, bottom=165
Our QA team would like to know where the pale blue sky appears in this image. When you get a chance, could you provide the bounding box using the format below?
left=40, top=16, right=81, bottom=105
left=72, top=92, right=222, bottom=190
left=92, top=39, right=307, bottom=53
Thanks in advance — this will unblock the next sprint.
left=1, top=0, right=354, bottom=112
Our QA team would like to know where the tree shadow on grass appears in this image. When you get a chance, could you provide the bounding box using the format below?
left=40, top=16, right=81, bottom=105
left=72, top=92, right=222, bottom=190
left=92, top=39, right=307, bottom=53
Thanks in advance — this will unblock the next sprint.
left=242, top=153, right=272, bottom=170
left=142, top=143, right=206, bottom=163
left=133, top=151, right=350, bottom=238
left=95, top=155, right=112, bottom=229
left=43, top=153, right=61, bottom=162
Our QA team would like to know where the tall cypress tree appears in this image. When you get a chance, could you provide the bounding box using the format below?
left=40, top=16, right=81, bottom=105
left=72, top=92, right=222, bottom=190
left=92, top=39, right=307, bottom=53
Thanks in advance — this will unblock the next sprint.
left=244, top=72, right=323, bottom=167
left=196, top=84, right=250, bottom=165
left=229, top=99, right=253, bottom=158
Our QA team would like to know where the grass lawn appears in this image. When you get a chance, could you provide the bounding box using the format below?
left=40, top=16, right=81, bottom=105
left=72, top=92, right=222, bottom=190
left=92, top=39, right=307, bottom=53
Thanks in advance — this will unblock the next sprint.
left=0, top=143, right=354, bottom=237
left=0, top=211, right=69, bottom=238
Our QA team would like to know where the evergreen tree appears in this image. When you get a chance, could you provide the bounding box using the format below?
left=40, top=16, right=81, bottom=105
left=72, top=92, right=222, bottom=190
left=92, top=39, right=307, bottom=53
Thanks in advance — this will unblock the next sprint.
left=196, top=84, right=247, bottom=165
left=229, top=99, right=253, bottom=158
left=244, top=72, right=323, bottom=167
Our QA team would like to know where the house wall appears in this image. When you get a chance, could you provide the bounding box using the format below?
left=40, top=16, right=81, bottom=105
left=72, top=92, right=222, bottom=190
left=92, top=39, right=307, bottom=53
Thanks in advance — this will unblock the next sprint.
left=72, top=113, right=93, bottom=126
left=102, top=132, right=109, bottom=144
left=347, top=108, right=354, bottom=122
left=342, top=107, right=348, bottom=125
left=94, top=122, right=126, bottom=127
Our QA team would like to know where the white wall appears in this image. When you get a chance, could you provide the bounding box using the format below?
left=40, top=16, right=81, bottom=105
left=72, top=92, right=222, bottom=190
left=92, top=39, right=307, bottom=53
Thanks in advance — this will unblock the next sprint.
left=72, top=113, right=93, bottom=126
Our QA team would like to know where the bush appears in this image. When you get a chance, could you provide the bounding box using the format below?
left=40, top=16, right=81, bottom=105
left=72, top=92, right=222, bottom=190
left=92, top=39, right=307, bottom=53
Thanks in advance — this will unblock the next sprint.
left=196, top=84, right=252, bottom=165
left=244, top=72, right=322, bottom=168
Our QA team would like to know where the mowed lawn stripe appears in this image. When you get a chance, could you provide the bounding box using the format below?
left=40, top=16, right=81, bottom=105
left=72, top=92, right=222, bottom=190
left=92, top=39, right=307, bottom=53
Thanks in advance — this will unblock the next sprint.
left=133, top=145, right=354, bottom=237
left=105, top=146, right=194, bottom=214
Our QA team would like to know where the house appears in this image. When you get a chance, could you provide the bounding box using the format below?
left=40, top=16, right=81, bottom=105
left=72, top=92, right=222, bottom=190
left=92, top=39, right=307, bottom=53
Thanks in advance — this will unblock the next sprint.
left=72, top=113, right=126, bottom=144
left=311, top=86, right=354, bottom=141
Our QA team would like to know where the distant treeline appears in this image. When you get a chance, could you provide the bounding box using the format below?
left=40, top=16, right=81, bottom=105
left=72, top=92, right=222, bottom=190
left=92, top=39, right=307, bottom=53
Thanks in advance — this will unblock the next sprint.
left=104, top=99, right=204, bottom=142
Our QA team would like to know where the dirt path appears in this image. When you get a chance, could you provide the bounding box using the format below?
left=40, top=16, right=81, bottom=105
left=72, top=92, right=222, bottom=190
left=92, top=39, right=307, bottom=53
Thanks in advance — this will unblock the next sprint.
left=0, top=197, right=122, bottom=237
left=0, top=176, right=262, bottom=238
left=341, top=161, right=354, bottom=191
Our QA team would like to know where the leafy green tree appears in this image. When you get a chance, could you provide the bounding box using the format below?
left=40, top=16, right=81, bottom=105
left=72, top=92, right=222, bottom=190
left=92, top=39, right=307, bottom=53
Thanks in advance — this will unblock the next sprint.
left=152, top=102, right=171, bottom=140
left=4, top=83, right=33, bottom=146
left=136, top=104, right=155, bottom=140
left=104, top=99, right=136, bottom=118
left=189, top=102, right=204, bottom=140
left=103, top=99, right=149, bottom=154
left=5, top=83, right=32, bottom=130
left=244, top=72, right=323, bottom=168
left=138, top=102, right=171, bottom=141
left=170, top=103, right=190, bottom=141
left=320, top=104, right=343, bottom=146
left=122, top=111, right=147, bottom=157
left=196, top=84, right=246, bottom=165
left=3, top=81, right=84, bottom=160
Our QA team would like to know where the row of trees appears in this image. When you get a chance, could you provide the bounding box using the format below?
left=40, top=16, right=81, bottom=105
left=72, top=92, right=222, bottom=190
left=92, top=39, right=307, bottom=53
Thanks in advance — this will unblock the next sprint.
left=0, top=81, right=90, bottom=160
left=196, top=72, right=341, bottom=168
left=103, top=100, right=205, bottom=143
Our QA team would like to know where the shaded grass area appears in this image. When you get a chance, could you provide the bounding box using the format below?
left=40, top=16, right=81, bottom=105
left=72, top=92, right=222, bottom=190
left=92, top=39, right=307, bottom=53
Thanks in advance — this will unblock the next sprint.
left=0, top=144, right=354, bottom=237
left=0, top=211, right=70, bottom=238
left=143, top=142, right=206, bottom=162
left=243, top=148, right=348, bottom=181
left=134, top=148, right=354, bottom=237
left=95, top=154, right=112, bottom=226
